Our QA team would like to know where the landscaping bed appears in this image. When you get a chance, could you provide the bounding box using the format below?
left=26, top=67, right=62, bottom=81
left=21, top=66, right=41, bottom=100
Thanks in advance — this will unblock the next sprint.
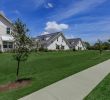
left=0, top=79, right=31, bottom=93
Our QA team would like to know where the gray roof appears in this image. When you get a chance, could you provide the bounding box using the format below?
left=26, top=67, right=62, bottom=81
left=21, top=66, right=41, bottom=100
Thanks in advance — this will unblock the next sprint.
left=37, top=32, right=59, bottom=39
left=67, top=38, right=84, bottom=48
left=35, top=32, right=70, bottom=48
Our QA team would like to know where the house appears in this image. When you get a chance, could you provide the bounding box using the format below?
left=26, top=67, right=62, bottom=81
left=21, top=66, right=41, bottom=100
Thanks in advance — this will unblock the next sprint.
left=0, top=13, right=14, bottom=52
left=34, top=32, right=70, bottom=50
left=67, top=38, right=86, bottom=50
left=0, top=13, right=86, bottom=52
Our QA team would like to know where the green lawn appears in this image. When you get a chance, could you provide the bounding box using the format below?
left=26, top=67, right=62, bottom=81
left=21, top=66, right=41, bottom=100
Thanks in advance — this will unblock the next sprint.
left=0, top=51, right=110, bottom=100
left=85, top=73, right=110, bottom=100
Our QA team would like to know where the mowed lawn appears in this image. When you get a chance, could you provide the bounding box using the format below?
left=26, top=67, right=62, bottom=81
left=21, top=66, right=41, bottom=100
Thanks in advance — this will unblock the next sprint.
left=0, top=51, right=110, bottom=100
left=85, top=73, right=110, bottom=100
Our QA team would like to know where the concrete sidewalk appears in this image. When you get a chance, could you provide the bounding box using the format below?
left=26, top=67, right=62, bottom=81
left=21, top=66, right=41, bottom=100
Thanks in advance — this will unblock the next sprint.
left=19, top=59, right=110, bottom=100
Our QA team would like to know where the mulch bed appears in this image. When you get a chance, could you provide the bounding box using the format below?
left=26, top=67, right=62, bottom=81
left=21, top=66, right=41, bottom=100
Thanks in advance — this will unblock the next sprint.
left=0, top=79, right=31, bottom=92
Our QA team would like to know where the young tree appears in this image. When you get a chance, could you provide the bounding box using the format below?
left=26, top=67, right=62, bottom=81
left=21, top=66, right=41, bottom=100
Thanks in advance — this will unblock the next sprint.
left=13, top=19, right=32, bottom=80
left=97, top=39, right=103, bottom=54
left=108, top=39, right=110, bottom=50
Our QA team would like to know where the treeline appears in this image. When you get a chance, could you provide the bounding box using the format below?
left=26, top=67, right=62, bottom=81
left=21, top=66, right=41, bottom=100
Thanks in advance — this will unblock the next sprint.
left=85, top=39, right=110, bottom=50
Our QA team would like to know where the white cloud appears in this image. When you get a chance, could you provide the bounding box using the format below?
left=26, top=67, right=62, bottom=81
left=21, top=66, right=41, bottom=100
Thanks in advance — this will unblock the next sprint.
left=33, top=0, right=52, bottom=9
left=47, top=3, right=53, bottom=8
left=44, top=2, right=54, bottom=9
left=51, top=0, right=107, bottom=21
left=13, top=10, right=20, bottom=15
left=33, top=0, right=46, bottom=8
left=45, top=21, right=69, bottom=33
left=41, top=31, right=49, bottom=35
left=65, top=34, right=75, bottom=39
left=66, top=19, right=110, bottom=43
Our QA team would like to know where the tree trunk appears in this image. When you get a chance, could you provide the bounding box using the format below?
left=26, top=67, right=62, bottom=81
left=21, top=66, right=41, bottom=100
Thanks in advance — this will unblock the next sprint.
left=16, top=60, right=20, bottom=81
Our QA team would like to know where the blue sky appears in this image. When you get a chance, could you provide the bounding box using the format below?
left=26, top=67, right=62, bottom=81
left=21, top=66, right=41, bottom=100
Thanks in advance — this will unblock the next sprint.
left=0, top=0, right=110, bottom=43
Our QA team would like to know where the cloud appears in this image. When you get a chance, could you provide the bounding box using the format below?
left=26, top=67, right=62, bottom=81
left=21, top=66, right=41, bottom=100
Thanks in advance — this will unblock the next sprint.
left=66, top=18, right=110, bottom=43
left=45, top=21, right=69, bottom=33
left=13, top=10, right=20, bottom=15
left=65, top=34, right=75, bottom=39
left=32, top=0, right=54, bottom=9
left=51, top=0, right=107, bottom=21
left=47, top=3, right=54, bottom=8
left=41, top=31, right=49, bottom=35
left=45, top=3, right=54, bottom=8
left=34, top=0, right=45, bottom=8
left=73, top=20, right=110, bottom=33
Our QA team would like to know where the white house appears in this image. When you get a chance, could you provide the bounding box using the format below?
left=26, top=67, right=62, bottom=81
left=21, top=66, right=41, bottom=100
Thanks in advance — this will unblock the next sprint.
left=0, top=13, right=14, bottom=52
left=0, top=13, right=86, bottom=52
left=67, top=38, right=86, bottom=50
left=34, top=32, right=70, bottom=50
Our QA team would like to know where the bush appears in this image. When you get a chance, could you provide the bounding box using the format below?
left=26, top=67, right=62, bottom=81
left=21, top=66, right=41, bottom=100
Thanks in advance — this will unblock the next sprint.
left=39, top=47, right=48, bottom=52
left=30, top=48, right=38, bottom=52
left=72, top=48, right=76, bottom=51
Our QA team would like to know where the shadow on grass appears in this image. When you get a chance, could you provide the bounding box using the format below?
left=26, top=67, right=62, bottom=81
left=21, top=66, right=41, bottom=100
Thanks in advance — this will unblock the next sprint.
left=16, top=77, right=33, bottom=83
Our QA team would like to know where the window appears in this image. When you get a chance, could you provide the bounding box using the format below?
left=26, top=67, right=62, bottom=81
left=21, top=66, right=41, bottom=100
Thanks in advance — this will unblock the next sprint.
left=57, top=38, right=58, bottom=41
left=78, top=47, right=81, bottom=50
left=9, top=42, right=13, bottom=48
left=42, top=38, right=45, bottom=40
left=56, top=44, right=60, bottom=49
left=3, top=42, right=8, bottom=48
left=61, top=45, right=65, bottom=50
left=3, top=42, right=13, bottom=49
left=7, top=28, right=11, bottom=34
left=62, top=39, right=63, bottom=42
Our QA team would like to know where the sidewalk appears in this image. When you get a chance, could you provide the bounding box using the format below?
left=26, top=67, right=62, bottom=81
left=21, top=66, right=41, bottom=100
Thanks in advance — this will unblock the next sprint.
left=19, top=59, right=110, bottom=100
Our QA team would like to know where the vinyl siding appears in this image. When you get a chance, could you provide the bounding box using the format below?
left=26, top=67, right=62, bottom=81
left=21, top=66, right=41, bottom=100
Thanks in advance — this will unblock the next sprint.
left=47, top=35, right=69, bottom=50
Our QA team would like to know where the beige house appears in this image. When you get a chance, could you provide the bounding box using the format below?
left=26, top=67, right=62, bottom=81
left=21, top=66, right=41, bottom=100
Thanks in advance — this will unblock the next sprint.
left=0, top=13, right=14, bottom=52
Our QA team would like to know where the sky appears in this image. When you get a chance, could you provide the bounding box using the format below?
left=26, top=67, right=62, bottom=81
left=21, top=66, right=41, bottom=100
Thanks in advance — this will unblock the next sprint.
left=0, top=0, right=110, bottom=43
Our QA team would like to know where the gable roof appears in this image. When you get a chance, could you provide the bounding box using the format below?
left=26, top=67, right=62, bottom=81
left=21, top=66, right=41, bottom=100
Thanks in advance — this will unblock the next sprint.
left=0, top=13, right=13, bottom=28
left=67, top=38, right=84, bottom=47
left=35, top=32, right=70, bottom=47
left=37, top=32, right=59, bottom=39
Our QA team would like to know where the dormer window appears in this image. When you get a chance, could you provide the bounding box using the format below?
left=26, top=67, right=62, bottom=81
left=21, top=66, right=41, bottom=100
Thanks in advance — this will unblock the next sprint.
left=42, top=38, right=45, bottom=40
left=57, top=38, right=58, bottom=41
left=7, top=28, right=11, bottom=34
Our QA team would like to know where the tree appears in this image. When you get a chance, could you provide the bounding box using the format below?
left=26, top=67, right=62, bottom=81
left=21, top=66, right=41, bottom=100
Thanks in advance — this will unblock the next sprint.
left=31, top=39, right=41, bottom=52
left=102, top=42, right=109, bottom=50
left=97, top=39, right=103, bottom=54
left=84, top=42, right=91, bottom=50
left=12, top=19, right=32, bottom=80
left=108, top=39, right=110, bottom=50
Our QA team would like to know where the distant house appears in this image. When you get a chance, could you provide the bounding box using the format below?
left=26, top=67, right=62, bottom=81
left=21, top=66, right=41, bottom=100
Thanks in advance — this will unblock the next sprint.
left=33, top=32, right=70, bottom=50
left=67, top=38, right=86, bottom=50
left=0, top=13, right=14, bottom=52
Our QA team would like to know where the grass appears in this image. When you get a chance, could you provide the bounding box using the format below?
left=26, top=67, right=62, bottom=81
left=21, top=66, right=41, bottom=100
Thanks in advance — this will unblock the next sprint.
left=85, top=73, right=110, bottom=100
left=0, top=50, right=110, bottom=100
